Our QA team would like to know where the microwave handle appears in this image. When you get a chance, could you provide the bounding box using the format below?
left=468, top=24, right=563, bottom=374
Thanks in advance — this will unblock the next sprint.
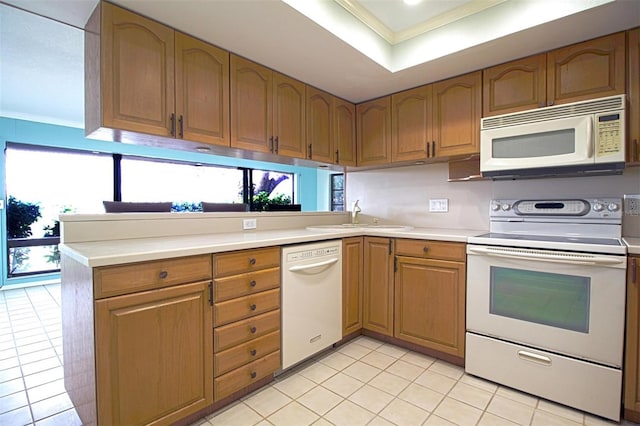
left=587, top=117, right=594, bottom=158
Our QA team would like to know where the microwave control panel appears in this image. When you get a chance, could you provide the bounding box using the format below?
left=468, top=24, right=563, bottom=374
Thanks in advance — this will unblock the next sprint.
left=595, top=111, right=624, bottom=158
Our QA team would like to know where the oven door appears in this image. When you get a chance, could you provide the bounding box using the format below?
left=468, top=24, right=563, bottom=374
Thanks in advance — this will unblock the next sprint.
left=466, top=244, right=626, bottom=367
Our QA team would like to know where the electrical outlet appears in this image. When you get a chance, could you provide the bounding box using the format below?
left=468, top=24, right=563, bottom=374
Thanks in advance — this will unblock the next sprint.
left=624, top=194, right=640, bottom=216
left=243, top=218, right=257, bottom=229
left=429, top=198, right=449, bottom=212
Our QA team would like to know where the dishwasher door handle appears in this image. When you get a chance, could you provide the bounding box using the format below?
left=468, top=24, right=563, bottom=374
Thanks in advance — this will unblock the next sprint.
left=288, top=257, right=339, bottom=274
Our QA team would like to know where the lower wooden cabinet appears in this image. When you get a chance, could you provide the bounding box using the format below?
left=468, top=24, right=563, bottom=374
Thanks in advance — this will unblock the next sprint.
left=343, top=237, right=364, bottom=336
left=363, top=237, right=395, bottom=336
left=624, top=254, right=640, bottom=421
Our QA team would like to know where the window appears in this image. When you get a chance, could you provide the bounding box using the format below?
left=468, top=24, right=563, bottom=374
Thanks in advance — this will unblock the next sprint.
left=330, top=174, right=344, bottom=211
left=250, top=169, right=296, bottom=211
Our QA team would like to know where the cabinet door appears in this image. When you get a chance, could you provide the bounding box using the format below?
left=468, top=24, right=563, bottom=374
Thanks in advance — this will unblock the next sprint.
left=306, top=86, right=333, bottom=163
left=432, top=71, right=481, bottom=158
left=392, top=85, right=432, bottom=162
left=230, top=55, right=273, bottom=153
left=363, top=237, right=394, bottom=336
left=95, top=281, right=213, bottom=426
left=394, top=256, right=465, bottom=357
left=175, top=32, right=230, bottom=146
left=628, top=29, right=640, bottom=165
left=625, top=255, right=640, bottom=422
left=343, top=237, right=363, bottom=336
left=547, top=32, right=626, bottom=106
left=273, top=72, right=306, bottom=159
left=483, top=54, right=547, bottom=116
left=101, top=2, right=175, bottom=137
left=357, top=97, right=392, bottom=166
left=334, top=97, right=357, bottom=166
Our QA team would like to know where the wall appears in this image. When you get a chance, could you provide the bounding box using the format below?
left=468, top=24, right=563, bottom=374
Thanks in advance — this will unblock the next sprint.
left=346, top=163, right=640, bottom=236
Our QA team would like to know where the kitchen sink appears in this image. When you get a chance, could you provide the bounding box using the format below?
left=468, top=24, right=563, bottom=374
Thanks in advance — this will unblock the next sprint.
left=306, top=224, right=413, bottom=231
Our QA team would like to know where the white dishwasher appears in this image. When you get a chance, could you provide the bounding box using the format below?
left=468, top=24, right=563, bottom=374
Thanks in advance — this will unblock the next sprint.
left=281, top=240, right=342, bottom=370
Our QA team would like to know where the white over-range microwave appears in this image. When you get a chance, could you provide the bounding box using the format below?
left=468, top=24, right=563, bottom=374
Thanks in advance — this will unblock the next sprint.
left=480, top=95, right=626, bottom=179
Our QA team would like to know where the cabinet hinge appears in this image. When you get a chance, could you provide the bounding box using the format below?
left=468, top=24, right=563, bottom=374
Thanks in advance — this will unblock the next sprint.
left=208, top=283, right=213, bottom=306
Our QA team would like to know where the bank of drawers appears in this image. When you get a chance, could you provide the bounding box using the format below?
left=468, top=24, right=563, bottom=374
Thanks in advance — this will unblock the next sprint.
left=212, top=247, right=281, bottom=401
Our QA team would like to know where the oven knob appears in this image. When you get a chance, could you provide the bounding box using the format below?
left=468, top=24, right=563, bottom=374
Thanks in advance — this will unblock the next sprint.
left=592, top=202, right=604, bottom=212
left=607, top=203, right=620, bottom=212
left=491, top=203, right=501, bottom=211
left=501, top=203, right=511, bottom=211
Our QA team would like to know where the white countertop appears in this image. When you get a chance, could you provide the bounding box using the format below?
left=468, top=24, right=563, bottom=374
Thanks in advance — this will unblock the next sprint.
left=60, top=226, right=484, bottom=267
left=625, top=237, right=640, bottom=255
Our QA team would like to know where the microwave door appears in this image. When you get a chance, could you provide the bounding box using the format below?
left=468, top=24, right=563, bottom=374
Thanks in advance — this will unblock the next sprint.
left=481, top=115, right=592, bottom=173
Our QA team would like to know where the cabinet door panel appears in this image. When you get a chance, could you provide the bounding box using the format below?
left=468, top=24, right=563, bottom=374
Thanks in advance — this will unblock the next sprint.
left=628, top=28, right=640, bottom=164
left=231, top=55, right=272, bottom=152
left=392, top=85, right=432, bottom=162
left=334, top=98, right=357, bottom=166
left=343, top=237, right=363, bottom=336
left=547, top=32, right=625, bottom=106
left=102, top=3, right=174, bottom=136
left=357, top=97, right=392, bottom=166
left=95, top=281, right=212, bottom=426
left=273, top=72, right=306, bottom=158
left=483, top=54, right=546, bottom=116
left=175, top=32, right=229, bottom=146
left=363, top=237, right=393, bottom=336
left=307, top=87, right=333, bottom=163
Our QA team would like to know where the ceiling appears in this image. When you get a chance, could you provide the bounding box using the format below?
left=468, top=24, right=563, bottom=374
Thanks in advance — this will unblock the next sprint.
left=0, top=0, right=639, bottom=129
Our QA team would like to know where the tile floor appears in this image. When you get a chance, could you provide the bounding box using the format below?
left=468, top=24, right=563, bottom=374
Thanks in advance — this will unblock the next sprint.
left=0, top=283, right=637, bottom=426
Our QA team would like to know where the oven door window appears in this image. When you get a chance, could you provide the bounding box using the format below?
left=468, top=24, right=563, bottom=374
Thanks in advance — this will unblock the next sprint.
left=489, top=266, right=590, bottom=333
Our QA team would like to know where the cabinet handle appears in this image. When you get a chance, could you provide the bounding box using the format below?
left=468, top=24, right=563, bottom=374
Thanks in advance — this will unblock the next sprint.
left=250, top=349, right=257, bottom=356
left=170, top=113, right=175, bottom=137
left=159, top=271, right=168, bottom=279
left=269, top=136, right=274, bottom=153
left=250, top=371, right=257, bottom=379
left=308, top=144, right=312, bottom=159
left=432, top=141, right=435, bottom=157
left=178, top=115, right=184, bottom=138
left=250, top=326, right=257, bottom=334
left=274, top=136, right=279, bottom=154
left=208, top=283, right=213, bottom=306
left=423, top=246, right=429, bottom=253
left=250, top=304, right=257, bottom=311
left=249, top=258, right=256, bottom=266
left=250, top=280, right=257, bottom=287
left=426, top=142, right=430, bottom=157
left=335, top=150, right=340, bottom=164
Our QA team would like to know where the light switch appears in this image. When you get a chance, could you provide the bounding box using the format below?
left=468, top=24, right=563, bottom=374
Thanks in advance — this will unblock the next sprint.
left=429, top=199, right=449, bottom=212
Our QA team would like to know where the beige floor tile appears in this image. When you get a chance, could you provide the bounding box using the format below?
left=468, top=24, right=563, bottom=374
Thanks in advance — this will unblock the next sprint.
left=428, top=360, right=464, bottom=380
left=322, top=372, right=365, bottom=398
left=311, top=418, right=334, bottom=426
left=414, top=370, right=457, bottom=395
left=495, top=386, right=538, bottom=407
left=353, top=336, right=384, bottom=350
left=324, top=400, right=375, bottom=426
left=400, top=351, right=436, bottom=369
left=379, top=397, right=429, bottom=426
left=368, top=371, right=410, bottom=396
left=338, top=342, right=372, bottom=360
left=486, top=395, right=535, bottom=426
left=297, top=386, right=343, bottom=415
left=244, top=386, right=292, bottom=418
left=348, top=384, right=394, bottom=414
left=367, top=415, right=395, bottom=426
left=376, top=343, right=408, bottom=359
left=273, top=373, right=316, bottom=399
left=318, top=351, right=356, bottom=371
left=448, top=381, right=493, bottom=410
left=537, top=399, right=585, bottom=424
left=434, top=397, right=483, bottom=426
left=208, top=402, right=262, bottom=426
left=299, top=362, right=339, bottom=384
left=398, top=382, right=445, bottom=412
left=267, top=401, right=319, bottom=426
left=360, top=351, right=396, bottom=370
left=423, top=414, right=457, bottom=425
left=385, top=359, right=425, bottom=381
left=478, top=412, right=520, bottom=426
left=342, top=361, right=382, bottom=383
left=459, top=374, right=499, bottom=394
left=531, top=409, right=582, bottom=426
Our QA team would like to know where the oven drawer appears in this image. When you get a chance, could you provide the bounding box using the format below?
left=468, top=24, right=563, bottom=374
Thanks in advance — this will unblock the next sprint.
left=465, top=332, right=621, bottom=421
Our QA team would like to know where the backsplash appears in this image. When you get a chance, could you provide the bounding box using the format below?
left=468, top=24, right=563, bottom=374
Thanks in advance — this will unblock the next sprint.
left=346, top=163, right=640, bottom=237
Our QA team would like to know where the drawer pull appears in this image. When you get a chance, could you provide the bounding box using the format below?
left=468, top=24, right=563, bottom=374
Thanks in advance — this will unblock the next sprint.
left=250, top=280, right=257, bottom=287
left=517, top=350, right=552, bottom=366
left=250, top=371, right=257, bottom=379
left=250, top=304, right=257, bottom=311
left=159, top=271, right=169, bottom=279
left=249, top=258, right=256, bottom=266
left=250, top=326, right=257, bottom=334
left=250, top=349, right=257, bottom=356
left=423, top=247, right=429, bottom=253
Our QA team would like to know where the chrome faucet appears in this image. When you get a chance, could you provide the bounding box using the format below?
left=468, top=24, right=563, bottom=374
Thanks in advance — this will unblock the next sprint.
left=351, top=200, right=361, bottom=224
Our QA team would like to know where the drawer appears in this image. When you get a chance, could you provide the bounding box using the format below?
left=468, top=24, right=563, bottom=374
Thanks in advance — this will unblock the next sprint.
left=93, top=255, right=212, bottom=298
left=214, top=350, right=281, bottom=401
left=214, top=309, right=280, bottom=352
left=214, top=267, right=280, bottom=302
left=214, top=330, right=280, bottom=376
left=395, top=239, right=465, bottom=261
left=214, top=289, right=280, bottom=326
left=214, top=247, right=280, bottom=277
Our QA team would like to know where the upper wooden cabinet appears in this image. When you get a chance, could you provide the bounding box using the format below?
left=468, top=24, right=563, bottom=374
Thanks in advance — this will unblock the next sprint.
left=432, top=71, right=482, bottom=158
left=357, top=97, right=392, bottom=166
left=334, top=97, right=357, bottom=166
left=86, top=2, right=230, bottom=146
left=484, top=32, right=626, bottom=117
left=392, top=85, right=432, bottom=162
left=231, top=55, right=306, bottom=159
left=628, top=28, right=640, bottom=165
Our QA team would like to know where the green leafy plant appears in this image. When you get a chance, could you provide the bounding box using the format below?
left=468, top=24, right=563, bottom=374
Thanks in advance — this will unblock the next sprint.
left=7, top=196, right=41, bottom=274
left=251, top=191, right=291, bottom=211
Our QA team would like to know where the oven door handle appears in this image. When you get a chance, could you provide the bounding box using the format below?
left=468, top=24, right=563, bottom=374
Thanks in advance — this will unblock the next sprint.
left=467, top=246, right=626, bottom=267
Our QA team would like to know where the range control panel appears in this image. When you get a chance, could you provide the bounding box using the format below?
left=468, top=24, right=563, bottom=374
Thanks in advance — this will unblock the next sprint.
left=490, top=198, right=622, bottom=220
